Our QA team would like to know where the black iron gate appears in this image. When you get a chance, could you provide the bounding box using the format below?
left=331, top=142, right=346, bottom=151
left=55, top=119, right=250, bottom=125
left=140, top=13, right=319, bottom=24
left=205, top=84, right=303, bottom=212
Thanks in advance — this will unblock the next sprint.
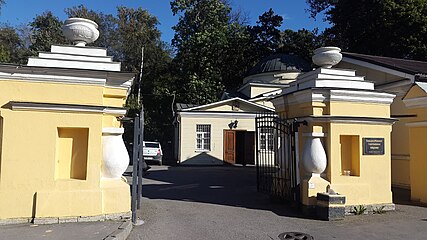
left=255, top=112, right=305, bottom=203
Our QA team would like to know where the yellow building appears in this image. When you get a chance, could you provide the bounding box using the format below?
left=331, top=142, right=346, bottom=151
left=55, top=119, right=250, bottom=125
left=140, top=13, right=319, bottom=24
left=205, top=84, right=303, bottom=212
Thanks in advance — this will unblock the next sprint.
left=269, top=47, right=396, bottom=214
left=0, top=18, right=133, bottom=223
left=336, top=53, right=427, bottom=204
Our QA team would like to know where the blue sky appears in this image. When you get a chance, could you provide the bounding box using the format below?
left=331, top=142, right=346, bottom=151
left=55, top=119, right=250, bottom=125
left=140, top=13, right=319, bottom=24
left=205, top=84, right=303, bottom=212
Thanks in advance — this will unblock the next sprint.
left=0, top=0, right=330, bottom=44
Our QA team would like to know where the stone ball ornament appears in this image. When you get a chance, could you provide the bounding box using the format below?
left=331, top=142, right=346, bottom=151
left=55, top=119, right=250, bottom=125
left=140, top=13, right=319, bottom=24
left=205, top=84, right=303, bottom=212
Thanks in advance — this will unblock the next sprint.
left=62, top=18, right=99, bottom=46
left=312, top=46, right=342, bottom=68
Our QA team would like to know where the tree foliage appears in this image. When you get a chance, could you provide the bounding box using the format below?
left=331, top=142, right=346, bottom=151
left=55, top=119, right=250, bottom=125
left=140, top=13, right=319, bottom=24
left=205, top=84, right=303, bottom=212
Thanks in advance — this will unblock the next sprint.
left=279, top=28, right=322, bottom=61
left=0, top=25, right=28, bottom=63
left=248, top=8, right=283, bottom=58
left=29, top=11, right=66, bottom=54
left=171, top=0, right=232, bottom=105
left=307, top=0, right=427, bottom=60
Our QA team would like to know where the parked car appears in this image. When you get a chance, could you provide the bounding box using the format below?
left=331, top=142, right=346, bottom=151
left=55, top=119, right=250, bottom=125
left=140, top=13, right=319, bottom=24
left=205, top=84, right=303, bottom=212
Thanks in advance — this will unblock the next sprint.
left=143, top=141, right=163, bottom=165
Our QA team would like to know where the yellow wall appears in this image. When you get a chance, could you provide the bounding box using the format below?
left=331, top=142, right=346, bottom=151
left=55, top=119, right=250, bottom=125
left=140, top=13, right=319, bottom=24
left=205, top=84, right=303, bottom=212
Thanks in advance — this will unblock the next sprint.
left=0, top=78, right=130, bottom=219
left=408, top=127, right=427, bottom=203
left=403, top=86, right=427, bottom=203
left=327, top=123, right=392, bottom=205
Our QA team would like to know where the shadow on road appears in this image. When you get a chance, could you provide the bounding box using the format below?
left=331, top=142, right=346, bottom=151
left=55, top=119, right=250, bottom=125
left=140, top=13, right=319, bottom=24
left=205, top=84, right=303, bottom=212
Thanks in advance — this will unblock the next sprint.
left=140, top=165, right=310, bottom=219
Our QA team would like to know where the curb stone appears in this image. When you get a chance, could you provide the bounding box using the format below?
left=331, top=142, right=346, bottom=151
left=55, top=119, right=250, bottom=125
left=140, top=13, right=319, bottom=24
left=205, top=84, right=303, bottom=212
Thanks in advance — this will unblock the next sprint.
left=103, top=220, right=133, bottom=240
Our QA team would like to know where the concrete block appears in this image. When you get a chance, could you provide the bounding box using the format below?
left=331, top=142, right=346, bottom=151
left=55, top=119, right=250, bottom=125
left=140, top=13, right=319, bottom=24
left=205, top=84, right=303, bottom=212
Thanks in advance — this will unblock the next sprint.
left=59, top=217, right=78, bottom=223
left=316, top=193, right=346, bottom=221
left=0, top=218, right=31, bottom=225
left=105, top=212, right=131, bottom=221
left=33, top=217, right=59, bottom=225
left=77, top=215, right=105, bottom=222
left=104, top=220, right=132, bottom=240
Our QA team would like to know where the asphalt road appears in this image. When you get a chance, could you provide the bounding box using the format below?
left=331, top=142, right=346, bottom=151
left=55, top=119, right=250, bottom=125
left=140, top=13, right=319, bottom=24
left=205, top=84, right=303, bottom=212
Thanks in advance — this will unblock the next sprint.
left=128, top=165, right=427, bottom=240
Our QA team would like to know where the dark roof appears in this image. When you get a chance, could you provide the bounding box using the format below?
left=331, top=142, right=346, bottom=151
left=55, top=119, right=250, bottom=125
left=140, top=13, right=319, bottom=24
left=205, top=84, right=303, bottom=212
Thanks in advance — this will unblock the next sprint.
left=247, top=53, right=312, bottom=76
left=175, top=103, right=198, bottom=111
left=343, top=52, right=427, bottom=76
left=221, top=91, right=250, bottom=100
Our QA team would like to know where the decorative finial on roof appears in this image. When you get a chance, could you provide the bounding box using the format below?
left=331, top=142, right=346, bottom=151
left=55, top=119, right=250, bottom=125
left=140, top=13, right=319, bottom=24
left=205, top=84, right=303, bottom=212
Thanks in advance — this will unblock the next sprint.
left=312, top=47, right=342, bottom=68
left=62, top=18, right=99, bottom=47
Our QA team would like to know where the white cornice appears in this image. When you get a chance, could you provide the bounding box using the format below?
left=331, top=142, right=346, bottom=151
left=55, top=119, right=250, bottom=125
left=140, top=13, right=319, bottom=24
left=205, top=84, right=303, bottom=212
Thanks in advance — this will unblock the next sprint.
left=178, top=111, right=257, bottom=119
left=10, top=102, right=127, bottom=116
left=274, top=89, right=395, bottom=106
left=406, top=121, right=427, bottom=127
left=299, top=116, right=397, bottom=125
left=183, top=97, right=274, bottom=112
left=402, top=96, right=427, bottom=109
left=0, top=72, right=106, bottom=86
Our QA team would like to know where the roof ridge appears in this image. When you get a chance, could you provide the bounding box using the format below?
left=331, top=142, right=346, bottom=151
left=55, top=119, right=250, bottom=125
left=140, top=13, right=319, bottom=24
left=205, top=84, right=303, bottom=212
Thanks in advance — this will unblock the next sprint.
left=343, top=52, right=427, bottom=64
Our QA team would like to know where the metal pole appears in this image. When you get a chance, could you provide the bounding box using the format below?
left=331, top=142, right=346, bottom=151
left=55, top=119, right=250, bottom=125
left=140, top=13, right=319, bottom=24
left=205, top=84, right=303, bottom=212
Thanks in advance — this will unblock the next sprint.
left=131, top=116, right=140, bottom=223
left=137, top=106, right=144, bottom=209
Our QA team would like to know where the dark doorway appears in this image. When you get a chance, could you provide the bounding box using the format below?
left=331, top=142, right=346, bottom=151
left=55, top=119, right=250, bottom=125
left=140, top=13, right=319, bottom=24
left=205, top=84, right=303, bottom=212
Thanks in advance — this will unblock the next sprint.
left=224, top=130, right=256, bottom=165
left=235, top=131, right=255, bottom=165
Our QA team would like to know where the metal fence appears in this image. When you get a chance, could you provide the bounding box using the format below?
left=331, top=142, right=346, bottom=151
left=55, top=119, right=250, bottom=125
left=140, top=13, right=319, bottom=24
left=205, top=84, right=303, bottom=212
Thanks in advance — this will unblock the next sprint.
left=255, top=112, right=305, bottom=203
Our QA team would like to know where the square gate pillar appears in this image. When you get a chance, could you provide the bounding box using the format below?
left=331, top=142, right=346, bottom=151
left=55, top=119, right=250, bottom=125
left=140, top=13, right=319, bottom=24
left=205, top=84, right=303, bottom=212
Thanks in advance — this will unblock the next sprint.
left=271, top=47, right=396, bottom=215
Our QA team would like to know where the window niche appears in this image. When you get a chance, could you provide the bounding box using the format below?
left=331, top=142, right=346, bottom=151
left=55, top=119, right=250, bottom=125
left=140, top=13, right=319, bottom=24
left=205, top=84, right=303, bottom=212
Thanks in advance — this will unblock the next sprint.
left=56, top=128, right=89, bottom=180
left=340, top=135, right=360, bottom=177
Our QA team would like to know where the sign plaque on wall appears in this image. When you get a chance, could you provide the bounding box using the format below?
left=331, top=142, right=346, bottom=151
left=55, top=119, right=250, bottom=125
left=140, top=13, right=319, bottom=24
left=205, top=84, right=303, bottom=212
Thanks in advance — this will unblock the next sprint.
left=363, top=138, right=385, bottom=155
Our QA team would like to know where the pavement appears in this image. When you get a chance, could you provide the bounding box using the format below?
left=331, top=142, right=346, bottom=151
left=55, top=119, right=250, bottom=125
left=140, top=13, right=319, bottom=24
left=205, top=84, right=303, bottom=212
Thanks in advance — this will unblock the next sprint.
left=2, top=165, right=427, bottom=240
left=0, top=220, right=130, bottom=240
left=128, top=165, right=427, bottom=240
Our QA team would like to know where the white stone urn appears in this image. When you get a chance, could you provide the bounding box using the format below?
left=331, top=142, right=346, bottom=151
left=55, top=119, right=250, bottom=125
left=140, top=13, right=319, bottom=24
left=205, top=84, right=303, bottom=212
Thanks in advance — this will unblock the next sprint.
left=62, top=18, right=99, bottom=46
left=102, top=128, right=129, bottom=179
left=312, top=47, right=342, bottom=68
left=301, top=133, right=327, bottom=175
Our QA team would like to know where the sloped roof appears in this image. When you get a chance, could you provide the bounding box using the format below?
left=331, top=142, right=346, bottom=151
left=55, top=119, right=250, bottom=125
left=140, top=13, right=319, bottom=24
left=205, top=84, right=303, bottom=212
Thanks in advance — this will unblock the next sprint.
left=343, top=52, right=427, bottom=76
left=175, top=103, right=199, bottom=111
left=180, top=97, right=273, bottom=112
left=247, top=53, right=312, bottom=76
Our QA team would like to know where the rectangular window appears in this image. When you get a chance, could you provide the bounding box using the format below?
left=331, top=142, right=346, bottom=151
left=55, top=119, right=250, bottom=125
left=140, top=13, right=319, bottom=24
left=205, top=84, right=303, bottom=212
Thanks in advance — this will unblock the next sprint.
left=196, top=124, right=211, bottom=151
left=260, top=127, right=274, bottom=151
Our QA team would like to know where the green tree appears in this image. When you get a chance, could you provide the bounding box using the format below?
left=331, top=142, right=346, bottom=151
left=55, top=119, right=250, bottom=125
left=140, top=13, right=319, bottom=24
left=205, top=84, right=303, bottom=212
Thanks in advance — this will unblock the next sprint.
left=29, top=11, right=66, bottom=54
left=248, top=8, right=283, bottom=58
left=171, top=0, right=231, bottom=104
left=307, top=0, right=427, bottom=60
left=279, top=28, right=322, bottom=61
left=0, top=25, right=28, bottom=64
left=171, top=0, right=254, bottom=104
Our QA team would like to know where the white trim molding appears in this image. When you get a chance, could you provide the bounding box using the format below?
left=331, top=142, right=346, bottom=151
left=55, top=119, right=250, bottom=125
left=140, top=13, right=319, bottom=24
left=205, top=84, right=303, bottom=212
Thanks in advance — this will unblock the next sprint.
left=298, top=115, right=397, bottom=125
left=0, top=71, right=106, bottom=86
left=403, top=96, right=427, bottom=109
left=273, top=89, right=395, bottom=108
left=405, top=121, right=427, bottom=127
left=9, top=101, right=127, bottom=116
left=183, top=97, right=274, bottom=112
left=178, top=111, right=257, bottom=119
